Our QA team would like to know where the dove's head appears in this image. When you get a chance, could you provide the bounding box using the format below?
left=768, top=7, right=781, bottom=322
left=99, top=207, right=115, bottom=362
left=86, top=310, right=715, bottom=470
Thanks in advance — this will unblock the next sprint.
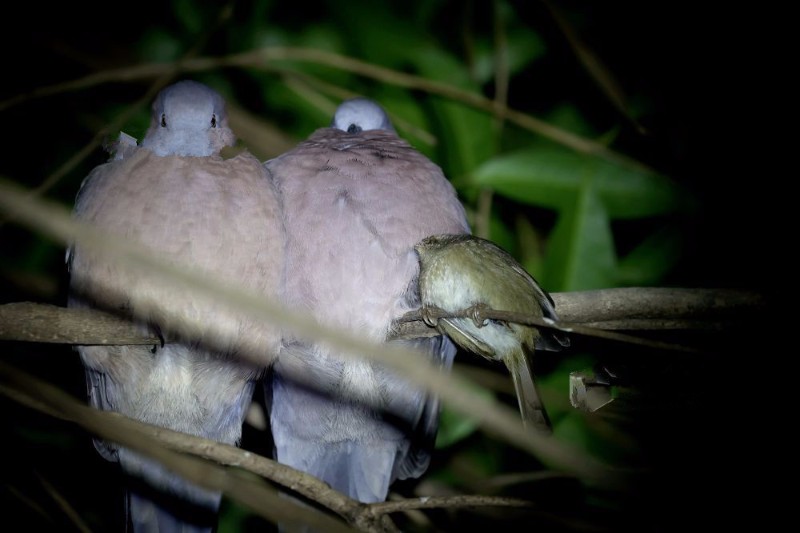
left=141, top=80, right=236, bottom=157
left=331, top=97, right=396, bottom=134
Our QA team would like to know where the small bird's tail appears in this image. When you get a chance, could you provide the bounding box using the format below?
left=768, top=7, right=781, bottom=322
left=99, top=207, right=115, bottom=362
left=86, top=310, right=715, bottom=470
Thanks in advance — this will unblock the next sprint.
left=505, top=350, right=552, bottom=433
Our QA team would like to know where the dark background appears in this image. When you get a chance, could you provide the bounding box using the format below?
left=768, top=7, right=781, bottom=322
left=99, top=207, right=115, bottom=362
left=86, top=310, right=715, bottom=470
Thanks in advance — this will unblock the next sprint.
left=1, top=1, right=775, bottom=531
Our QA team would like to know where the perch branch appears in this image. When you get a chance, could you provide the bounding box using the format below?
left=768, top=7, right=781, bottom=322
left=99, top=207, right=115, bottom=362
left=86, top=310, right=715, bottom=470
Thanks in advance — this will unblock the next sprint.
left=0, top=287, right=766, bottom=352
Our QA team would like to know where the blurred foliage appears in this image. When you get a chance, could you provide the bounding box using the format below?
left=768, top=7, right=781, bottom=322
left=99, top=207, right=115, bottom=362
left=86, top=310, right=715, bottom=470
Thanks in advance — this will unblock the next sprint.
left=0, top=0, right=771, bottom=531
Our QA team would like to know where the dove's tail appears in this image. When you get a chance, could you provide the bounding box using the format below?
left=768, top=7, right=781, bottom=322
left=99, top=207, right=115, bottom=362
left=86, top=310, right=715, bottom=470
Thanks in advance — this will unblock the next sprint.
left=506, top=349, right=552, bottom=434
left=127, top=488, right=219, bottom=533
left=120, top=448, right=222, bottom=533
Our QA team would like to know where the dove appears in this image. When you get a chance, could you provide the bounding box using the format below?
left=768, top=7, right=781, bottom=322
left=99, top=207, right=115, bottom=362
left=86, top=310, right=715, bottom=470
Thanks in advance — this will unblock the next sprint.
left=67, top=80, right=284, bottom=532
left=264, top=97, right=470, bottom=506
left=414, top=234, right=570, bottom=433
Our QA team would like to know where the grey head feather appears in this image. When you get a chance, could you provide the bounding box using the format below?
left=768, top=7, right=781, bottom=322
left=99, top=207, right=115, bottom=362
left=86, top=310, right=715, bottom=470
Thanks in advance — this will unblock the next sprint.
left=331, top=97, right=396, bottom=134
left=140, top=80, right=235, bottom=157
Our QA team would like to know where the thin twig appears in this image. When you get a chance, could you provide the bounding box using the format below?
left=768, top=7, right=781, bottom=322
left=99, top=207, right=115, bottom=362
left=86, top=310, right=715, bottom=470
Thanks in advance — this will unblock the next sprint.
left=407, top=306, right=707, bottom=354
left=368, top=494, right=534, bottom=513
left=1, top=47, right=654, bottom=173
left=0, top=361, right=357, bottom=533
left=35, top=472, right=93, bottom=533
left=28, top=2, right=237, bottom=200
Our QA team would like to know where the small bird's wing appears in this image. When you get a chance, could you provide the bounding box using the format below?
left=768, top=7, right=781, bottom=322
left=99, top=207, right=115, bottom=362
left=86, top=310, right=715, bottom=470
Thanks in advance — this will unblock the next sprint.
left=508, top=257, right=570, bottom=352
left=437, top=317, right=497, bottom=361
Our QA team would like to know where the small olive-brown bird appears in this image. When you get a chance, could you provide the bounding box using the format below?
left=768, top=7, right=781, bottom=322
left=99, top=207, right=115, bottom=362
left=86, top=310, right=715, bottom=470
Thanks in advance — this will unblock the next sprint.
left=415, top=234, right=570, bottom=433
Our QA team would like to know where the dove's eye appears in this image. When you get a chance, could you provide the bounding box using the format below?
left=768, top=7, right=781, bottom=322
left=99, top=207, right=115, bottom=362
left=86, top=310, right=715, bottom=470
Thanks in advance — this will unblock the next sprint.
left=211, top=114, right=217, bottom=128
left=160, top=114, right=167, bottom=127
left=347, top=123, right=361, bottom=134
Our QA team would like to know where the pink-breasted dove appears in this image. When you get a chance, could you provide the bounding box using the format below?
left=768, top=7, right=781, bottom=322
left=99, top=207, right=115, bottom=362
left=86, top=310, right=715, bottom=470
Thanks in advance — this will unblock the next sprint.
left=264, top=97, right=470, bottom=504
left=67, top=80, right=284, bottom=532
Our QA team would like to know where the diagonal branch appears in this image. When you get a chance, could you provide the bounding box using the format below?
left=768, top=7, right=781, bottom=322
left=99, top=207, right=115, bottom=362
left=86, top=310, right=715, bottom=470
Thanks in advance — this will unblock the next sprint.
left=0, top=359, right=355, bottom=532
left=0, top=47, right=654, bottom=174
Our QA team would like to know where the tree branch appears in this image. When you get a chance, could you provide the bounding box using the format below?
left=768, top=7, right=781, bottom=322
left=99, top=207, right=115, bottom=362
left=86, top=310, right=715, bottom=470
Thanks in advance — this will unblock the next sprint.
left=0, top=359, right=355, bottom=533
left=0, top=47, right=652, bottom=174
left=0, top=287, right=767, bottom=352
left=0, top=358, right=591, bottom=531
left=0, top=302, right=160, bottom=345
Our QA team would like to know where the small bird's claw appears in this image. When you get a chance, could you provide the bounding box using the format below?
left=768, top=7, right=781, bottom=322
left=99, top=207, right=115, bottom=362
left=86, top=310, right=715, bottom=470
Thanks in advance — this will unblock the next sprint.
left=467, top=304, right=490, bottom=328
left=150, top=323, right=166, bottom=354
left=421, top=304, right=440, bottom=328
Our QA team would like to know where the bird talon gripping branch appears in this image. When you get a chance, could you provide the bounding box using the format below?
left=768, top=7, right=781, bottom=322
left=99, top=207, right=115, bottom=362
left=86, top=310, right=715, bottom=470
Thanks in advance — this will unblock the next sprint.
left=467, top=303, right=491, bottom=328
left=420, top=304, right=441, bottom=328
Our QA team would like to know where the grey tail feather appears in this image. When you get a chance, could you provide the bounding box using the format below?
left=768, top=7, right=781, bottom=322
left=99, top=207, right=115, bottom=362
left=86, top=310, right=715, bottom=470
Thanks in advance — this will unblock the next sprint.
left=127, top=488, right=219, bottom=533
left=391, top=334, right=456, bottom=481
left=272, top=443, right=393, bottom=533
left=301, top=440, right=395, bottom=504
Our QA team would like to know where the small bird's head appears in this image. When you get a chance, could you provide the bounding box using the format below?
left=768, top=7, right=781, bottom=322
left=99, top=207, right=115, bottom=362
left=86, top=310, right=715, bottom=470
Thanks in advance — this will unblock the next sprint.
left=141, top=80, right=235, bottom=157
left=414, top=234, right=470, bottom=257
left=331, top=97, right=396, bottom=134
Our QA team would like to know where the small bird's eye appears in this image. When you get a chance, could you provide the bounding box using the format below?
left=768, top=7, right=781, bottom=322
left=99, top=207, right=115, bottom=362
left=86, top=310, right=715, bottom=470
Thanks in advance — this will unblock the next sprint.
left=347, top=123, right=362, bottom=134
left=160, top=114, right=167, bottom=127
left=211, top=114, right=217, bottom=128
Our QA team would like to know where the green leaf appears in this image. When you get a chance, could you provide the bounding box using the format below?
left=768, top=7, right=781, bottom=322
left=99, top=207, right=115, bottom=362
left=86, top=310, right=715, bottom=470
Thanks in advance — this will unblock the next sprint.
left=472, top=26, right=547, bottom=85
left=370, top=87, right=437, bottom=157
left=172, top=0, right=205, bottom=35
left=514, top=214, right=546, bottom=281
left=332, top=0, right=426, bottom=67
left=413, top=46, right=497, bottom=178
left=217, top=498, right=252, bottom=533
left=545, top=103, right=598, bottom=138
left=486, top=211, right=516, bottom=254
left=436, top=405, right=480, bottom=448
left=472, top=144, right=687, bottom=218
left=435, top=378, right=494, bottom=448
left=260, top=81, right=332, bottom=136
left=137, top=28, right=183, bottom=63
left=617, top=225, right=684, bottom=286
left=544, top=181, right=617, bottom=291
